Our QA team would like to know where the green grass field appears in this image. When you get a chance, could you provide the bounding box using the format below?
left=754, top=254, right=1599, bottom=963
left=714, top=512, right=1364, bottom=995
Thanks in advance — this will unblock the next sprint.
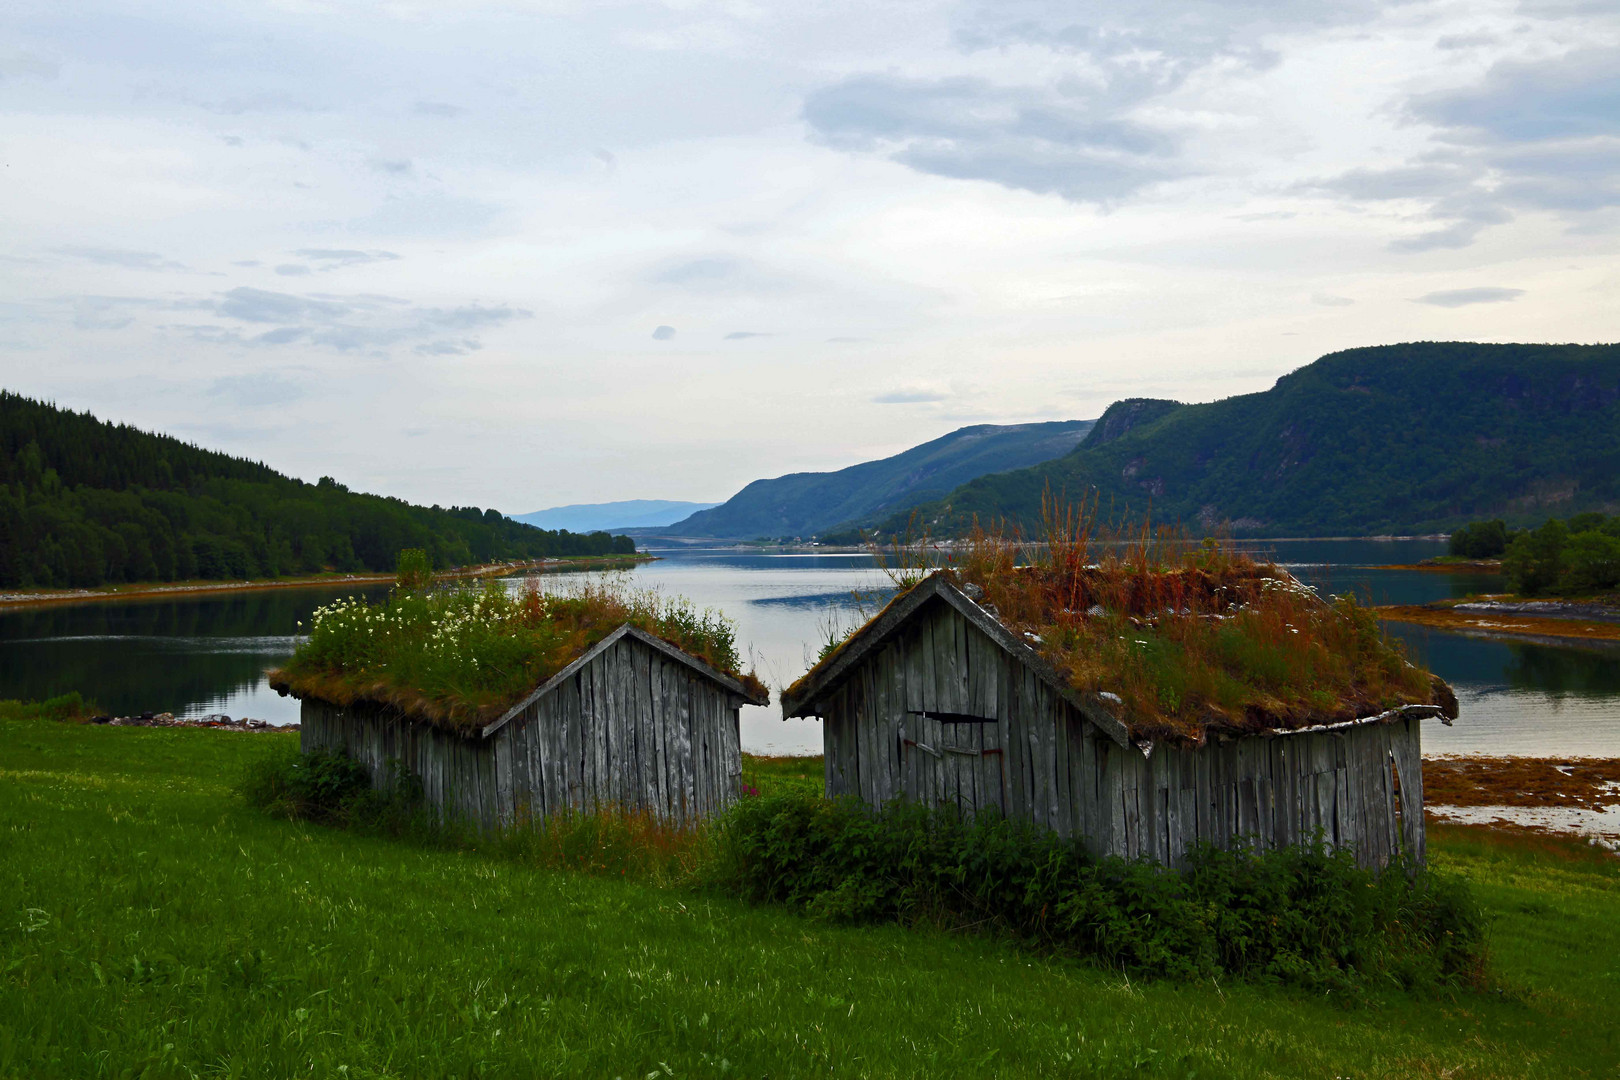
left=3, top=710, right=1618, bottom=1078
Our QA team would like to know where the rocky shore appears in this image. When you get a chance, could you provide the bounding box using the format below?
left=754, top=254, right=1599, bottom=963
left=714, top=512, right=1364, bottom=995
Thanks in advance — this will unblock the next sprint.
left=1450, top=598, right=1620, bottom=624
left=85, top=712, right=293, bottom=732
left=1376, top=600, right=1620, bottom=642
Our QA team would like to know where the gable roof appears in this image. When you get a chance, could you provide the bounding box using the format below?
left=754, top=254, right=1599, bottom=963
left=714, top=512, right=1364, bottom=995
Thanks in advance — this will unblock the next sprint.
left=784, top=572, right=1452, bottom=747
left=480, top=623, right=769, bottom=738
left=780, top=573, right=1134, bottom=748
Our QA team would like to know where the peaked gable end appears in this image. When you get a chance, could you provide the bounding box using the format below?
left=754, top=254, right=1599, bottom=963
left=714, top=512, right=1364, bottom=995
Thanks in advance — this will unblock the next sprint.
left=783, top=574, right=1131, bottom=748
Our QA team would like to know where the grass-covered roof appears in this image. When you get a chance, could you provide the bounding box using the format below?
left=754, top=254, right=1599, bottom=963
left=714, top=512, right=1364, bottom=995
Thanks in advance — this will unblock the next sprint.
left=788, top=510, right=1455, bottom=744
left=270, top=576, right=768, bottom=734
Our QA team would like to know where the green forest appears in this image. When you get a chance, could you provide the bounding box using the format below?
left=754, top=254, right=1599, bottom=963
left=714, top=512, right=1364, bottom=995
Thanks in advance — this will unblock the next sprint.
left=0, top=393, right=634, bottom=589
left=1452, top=513, right=1620, bottom=596
left=886, top=342, right=1620, bottom=538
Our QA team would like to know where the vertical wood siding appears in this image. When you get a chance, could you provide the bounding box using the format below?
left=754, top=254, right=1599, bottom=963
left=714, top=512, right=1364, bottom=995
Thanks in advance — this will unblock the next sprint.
left=820, top=597, right=1425, bottom=869
left=300, top=635, right=744, bottom=830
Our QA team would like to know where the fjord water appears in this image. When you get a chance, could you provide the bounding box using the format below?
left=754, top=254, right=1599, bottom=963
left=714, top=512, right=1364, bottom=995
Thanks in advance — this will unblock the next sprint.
left=1, top=540, right=1616, bottom=757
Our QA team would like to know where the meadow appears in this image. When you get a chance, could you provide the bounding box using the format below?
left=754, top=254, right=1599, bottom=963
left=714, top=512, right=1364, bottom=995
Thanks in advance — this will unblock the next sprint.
left=3, top=711, right=1618, bottom=1078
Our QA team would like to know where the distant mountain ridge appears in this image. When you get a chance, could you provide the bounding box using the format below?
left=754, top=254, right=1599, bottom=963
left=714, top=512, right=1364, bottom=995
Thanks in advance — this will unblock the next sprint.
left=666, top=420, right=1095, bottom=539
left=514, top=499, right=719, bottom=533
left=887, top=342, right=1620, bottom=537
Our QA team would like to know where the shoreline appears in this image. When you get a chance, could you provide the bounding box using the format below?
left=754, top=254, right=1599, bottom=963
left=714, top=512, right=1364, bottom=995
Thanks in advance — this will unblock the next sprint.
left=0, top=554, right=654, bottom=611
left=1376, top=602, right=1620, bottom=643
left=1374, top=559, right=1503, bottom=573
left=1424, top=755, right=1620, bottom=850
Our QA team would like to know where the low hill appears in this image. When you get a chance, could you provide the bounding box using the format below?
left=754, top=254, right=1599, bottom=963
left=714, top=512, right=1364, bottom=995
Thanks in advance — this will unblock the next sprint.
left=0, top=392, right=634, bottom=589
left=514, top=499, right=719, bottom=533
left=666, top=420, right=1094, bottom=539
left=889, top=342, right=1620, bottom=537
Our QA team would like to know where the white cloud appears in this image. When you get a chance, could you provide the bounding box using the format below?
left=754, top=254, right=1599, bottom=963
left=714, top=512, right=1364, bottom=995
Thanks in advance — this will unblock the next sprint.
left=873, top=387, right=950, bottom=404
left=1412, top=287, right=1524, bottom=307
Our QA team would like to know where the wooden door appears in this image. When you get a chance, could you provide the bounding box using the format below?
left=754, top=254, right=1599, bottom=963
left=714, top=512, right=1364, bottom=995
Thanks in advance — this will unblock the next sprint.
left=901, top=711, right=1004, bottom=817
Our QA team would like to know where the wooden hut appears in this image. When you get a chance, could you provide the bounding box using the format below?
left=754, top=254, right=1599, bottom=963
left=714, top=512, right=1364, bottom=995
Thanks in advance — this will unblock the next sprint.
left=289, top=623, right=769, bottom=829
left=781, top=573, right=1450, bottom=868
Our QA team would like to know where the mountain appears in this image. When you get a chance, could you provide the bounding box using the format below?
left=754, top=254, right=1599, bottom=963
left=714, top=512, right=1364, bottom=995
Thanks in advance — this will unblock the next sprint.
left=666, top=420, right=1095, bottom=539
left=0, top=392, right=635, bottom=589
left=888, top=343, right=1620, bottom=538
left=514, top=499, right=720, bottom=533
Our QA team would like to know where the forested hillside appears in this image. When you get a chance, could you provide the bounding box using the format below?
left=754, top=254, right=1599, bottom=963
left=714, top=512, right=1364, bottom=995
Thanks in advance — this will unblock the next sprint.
left=887, top=342, right=1620, bottom=537
left=668, top=420, right=1093, bottom=539
left=0, top=393, right=634, bottom=588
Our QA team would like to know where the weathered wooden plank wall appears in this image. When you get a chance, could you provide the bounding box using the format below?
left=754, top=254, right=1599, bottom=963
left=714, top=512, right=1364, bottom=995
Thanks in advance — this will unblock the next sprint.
left=821, top=596, right=1425, bottom=869
left=300, top=634, right=745, bottom=830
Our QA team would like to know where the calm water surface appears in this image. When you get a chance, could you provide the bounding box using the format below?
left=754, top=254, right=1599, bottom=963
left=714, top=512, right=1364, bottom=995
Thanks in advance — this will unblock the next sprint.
left=2, top=540, right=1616, bottom=757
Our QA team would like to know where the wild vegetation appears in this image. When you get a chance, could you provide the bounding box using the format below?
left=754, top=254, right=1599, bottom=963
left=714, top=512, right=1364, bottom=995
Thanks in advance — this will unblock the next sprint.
left=269, top=566, right=763, bottom=731
left=0, top=391, right=634, bottom=589
left=1447, top=513, right=1620, bottom=596
left=880, top=342, right=1620, bottom=538
left=243, top=743, right=1484, bottom=991
left=1448, top=518, right=1516, bottom=559
left=718, top=792, right=1484, bottom=991
left=834, top=502, right=1446, bottom=741
left=1505, top=516, right=1620, bottom=597
left=5, top=714, right=1618, bottom=1077
left=240, top=742, right=709, bottom=883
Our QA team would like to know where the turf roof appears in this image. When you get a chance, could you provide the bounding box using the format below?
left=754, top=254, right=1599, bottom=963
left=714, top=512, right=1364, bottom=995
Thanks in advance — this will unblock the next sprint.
left=783, top=565, right=1455, bottom=745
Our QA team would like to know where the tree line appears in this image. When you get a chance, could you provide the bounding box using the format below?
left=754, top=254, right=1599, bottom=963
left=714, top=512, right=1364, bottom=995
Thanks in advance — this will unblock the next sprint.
left=1450, top=513, right=1620, bottom=596
left=0, top=392, right=634, bottom=589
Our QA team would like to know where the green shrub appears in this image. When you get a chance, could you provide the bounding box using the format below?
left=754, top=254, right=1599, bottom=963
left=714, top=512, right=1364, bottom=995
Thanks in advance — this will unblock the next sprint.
left=1561, top=530, right=1620, bottom=594
left=395, top=547, right=434, bottom=591
left=1503, top=519, right=1569, bottom=595
left=40, top=691, right=97, bottom=721
left=0, top=694, right=100, bottom=723
left=712, top=793, right=1487, bottom=992
left=1502, top=518, right=1620, bottom=596
left=237, top=746, right=377, bottom=825
left=1449, top=519, right=1511, bottom=559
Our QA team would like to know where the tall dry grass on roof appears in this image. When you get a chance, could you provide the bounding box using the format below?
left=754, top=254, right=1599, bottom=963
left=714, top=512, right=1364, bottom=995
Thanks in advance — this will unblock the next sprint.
left=931, top=494, right=1448, bottom=742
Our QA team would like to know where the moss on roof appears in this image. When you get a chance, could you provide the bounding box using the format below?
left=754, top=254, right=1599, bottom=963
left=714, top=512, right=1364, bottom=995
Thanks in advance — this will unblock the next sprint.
left=270, top=578, right=767, bottom=735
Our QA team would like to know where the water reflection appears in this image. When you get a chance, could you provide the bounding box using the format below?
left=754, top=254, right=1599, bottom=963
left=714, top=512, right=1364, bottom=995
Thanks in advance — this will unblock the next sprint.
left=1387, top=623, right=1620, bottom=698
left=0, top=584, right=391, bottom=723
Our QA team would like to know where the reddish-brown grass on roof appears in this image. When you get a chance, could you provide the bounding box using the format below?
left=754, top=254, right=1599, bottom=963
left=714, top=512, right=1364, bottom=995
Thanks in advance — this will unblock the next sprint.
left=896, top=496, right=1451, bottom=742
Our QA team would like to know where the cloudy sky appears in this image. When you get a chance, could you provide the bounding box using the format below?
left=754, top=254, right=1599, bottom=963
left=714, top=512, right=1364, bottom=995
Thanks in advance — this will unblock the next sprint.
left=3, top=0, right=1617, bottom=512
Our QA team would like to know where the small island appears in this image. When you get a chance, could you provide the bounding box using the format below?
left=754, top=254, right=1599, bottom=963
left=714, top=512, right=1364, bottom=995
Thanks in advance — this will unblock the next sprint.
left=1376, top=513, right=1620, bottom=642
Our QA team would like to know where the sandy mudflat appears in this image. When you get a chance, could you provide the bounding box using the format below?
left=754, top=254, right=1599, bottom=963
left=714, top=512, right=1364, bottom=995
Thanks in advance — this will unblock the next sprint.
left=1425, top=756, right=1620, bottom=849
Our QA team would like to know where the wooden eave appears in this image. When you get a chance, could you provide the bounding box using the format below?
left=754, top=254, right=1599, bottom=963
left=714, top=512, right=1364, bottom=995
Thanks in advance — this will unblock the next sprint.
left=480, top=623, right=769, bottom=739
left=779, top=572, right=1135, bottom=749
